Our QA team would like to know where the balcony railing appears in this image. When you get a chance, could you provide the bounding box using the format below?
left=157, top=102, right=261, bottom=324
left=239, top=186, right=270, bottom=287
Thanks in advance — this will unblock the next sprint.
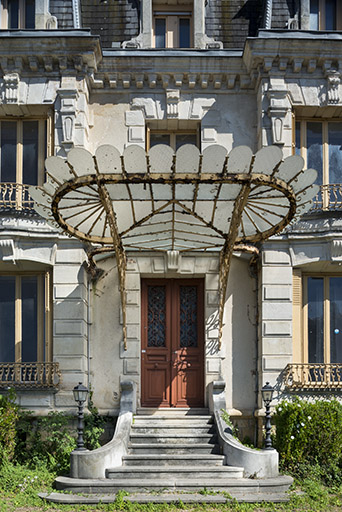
left=0, top=362, right=61, bottom=389
left=311, top=184, right=342, bottom=211
left=284, top=363, right=342, bottom=390
left=0, top=183, right=34, bottom=210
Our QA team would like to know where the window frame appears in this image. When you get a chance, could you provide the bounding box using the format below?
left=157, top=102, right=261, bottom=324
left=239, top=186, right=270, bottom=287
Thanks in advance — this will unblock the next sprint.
left=146, top=127, right=200, bottom=151
left=152, top=7, right=193, bottom=48
left=0, top=0, right=35, bottom=28
left=0, top=270, right=52, bottom=364
left=294, top=117, right=342, bottom=209
left=310, top=0, right=342, bottom=30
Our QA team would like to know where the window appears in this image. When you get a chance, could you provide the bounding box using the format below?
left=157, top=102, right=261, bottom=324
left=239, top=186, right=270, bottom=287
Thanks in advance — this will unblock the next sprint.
left=147, top=129, right=200, bottom=151
left=0, top=272, right=52, bottom=365
left=1, top=0, right=35, bottom=28
left=295, top=119, right=342, bottom=209
left=291, top=272, right=342, bottom=388
left=153, top=8, right=192, bottom=48
left=309, top=0, right=342, bottom=30
left=0, top=119, right=46, bottom=209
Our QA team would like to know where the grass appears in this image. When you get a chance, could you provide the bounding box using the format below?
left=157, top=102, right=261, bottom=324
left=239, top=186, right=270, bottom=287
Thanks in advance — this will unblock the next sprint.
left=0, top=464, right=342, bottom=512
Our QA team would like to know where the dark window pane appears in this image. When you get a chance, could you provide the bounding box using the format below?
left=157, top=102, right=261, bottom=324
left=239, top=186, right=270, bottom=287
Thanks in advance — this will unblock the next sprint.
left=180, top=286, right=197, bottom=347
left=308, top=277, right=324, bottom=364
left=295, top=122, right=301, bottom=156
left=325, top=0, right=336, bottom=30
left=21, top=276, right=38, bottom=362
left=175, top=133, right=197, bottom=150
left=23, top=121, right=38, bottom=185
left=8, top=0, right=19, bottom=28
left=328, top=123, right=342, bottom=184
left=25, top=0, right=35, bottom=28
left=1, top=122, right=17, bottom=182
left=307, top=122, right=323, bottom=185
left=150, top=133, right=170, bottom=148
left=179, top=18, right=190, bottom=48
left=147, top=286, right=166, bottom=347
left=155, top=18, right=166, bottom=48
left=0, top=276, right=15, bottom=362
left=330, top=277, right=342, bottom=363
left=310, top=0, right=319, bottom=29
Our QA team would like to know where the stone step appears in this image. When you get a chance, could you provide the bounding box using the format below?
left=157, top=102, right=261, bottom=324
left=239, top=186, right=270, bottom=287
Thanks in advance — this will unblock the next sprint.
left=122, top=454, right=226, bottom=466
left=134, top=415, right=213, bottom=423
left=55, top=475, right=294, bottom=495
left=106, top=465, right=244, bottom=479
left=136, top=408, right=210, bottom=416
left=128, top=443, right=220, bottom=455
left=131, top=425, right=216, bottom=435
left=130, top=433, right=217, bottom=444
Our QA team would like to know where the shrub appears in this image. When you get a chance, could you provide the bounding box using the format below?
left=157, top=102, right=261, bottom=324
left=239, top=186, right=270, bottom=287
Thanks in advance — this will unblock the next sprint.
left=274, top=397, right=342, bottom=485
left=83, top=389, right=106, bottom=450
left=0, top=389, right=19, bottom=464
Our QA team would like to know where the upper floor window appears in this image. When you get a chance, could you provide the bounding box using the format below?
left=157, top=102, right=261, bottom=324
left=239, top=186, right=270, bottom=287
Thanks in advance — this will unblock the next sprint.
left=0, top=119, right=46, bottom=209
left=295, top=119, right=342, bottom=209
left=147, top=128, right=199, bottom=150
left=153, top=5, right=193, bottom=48
left=310, top=0, right=342, bottom=30
left=1, top=0, right=35, bottom=28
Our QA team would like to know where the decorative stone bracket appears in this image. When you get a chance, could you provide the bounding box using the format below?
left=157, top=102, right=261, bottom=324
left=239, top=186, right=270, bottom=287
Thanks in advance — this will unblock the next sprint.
left=325, top=69, right=341, bottom=105
left=0, top=73, right=20, bottom=104
left=267, top=83, right=291, bottom=146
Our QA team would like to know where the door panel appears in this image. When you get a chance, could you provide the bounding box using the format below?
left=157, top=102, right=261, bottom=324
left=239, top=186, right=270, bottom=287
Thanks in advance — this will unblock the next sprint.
left=141, top=279, right=204, bottom=407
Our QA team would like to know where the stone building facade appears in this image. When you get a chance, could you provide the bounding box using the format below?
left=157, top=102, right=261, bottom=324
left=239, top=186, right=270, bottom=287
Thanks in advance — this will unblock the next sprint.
left=0, top=0, right=341, bottom=444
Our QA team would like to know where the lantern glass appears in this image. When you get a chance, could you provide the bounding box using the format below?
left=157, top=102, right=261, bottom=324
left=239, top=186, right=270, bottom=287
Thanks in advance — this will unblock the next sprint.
left=261, top=382, right=274, bottom=404
left=73, top=382, right=88, bottom=403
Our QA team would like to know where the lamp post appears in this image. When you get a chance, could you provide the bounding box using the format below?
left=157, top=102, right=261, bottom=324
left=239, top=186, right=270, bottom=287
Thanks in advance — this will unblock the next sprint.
left=261, top=381, right=274, bottom=450
left=73, top=382, right=89, bottom=451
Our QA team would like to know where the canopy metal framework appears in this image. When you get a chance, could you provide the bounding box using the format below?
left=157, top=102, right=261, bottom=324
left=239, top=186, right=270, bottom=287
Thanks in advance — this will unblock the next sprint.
left=30, top=144, right=318, bottom=349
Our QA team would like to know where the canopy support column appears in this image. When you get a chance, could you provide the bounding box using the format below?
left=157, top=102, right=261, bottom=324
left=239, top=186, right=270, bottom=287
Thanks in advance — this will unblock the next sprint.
left=218, top=184, right=251, bottom=349
left=97, top=183, right=128, bottom=350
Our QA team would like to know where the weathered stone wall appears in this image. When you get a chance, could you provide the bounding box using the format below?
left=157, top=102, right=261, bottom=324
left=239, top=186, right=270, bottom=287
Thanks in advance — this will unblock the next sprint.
left=205, top=0, right=262, bottom=49
left=81, top=0, right=139, bottom=48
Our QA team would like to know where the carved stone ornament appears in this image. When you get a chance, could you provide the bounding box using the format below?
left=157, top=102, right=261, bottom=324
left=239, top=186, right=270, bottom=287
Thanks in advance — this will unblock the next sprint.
left=166, top=250, right=180, bottom=271
left=1, top=73, right=20, bottom=104
left=326, top=69, right=341, bottom=105
left=331, top=240, right=342, bottom=261
left=166, top=89, right=180, bottom=118
left=0, top=239, right=15, bottom=262
left=267, top=84, right=290, bottom=145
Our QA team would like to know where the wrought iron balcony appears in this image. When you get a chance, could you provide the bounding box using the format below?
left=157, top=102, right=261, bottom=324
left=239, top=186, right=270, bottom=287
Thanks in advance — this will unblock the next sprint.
left=0, top=183, right=35, bottom=210
left=284, top=363, right=342, bottom=390
left=311, top=184, right=342, bottom=211
left=0, top=362, right=61, bottom=389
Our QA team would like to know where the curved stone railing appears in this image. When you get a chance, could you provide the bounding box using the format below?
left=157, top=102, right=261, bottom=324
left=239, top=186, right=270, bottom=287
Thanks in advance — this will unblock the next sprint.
left=70, top=380, right=136, bottom=479
left=209, top=380, right=279, bottom=478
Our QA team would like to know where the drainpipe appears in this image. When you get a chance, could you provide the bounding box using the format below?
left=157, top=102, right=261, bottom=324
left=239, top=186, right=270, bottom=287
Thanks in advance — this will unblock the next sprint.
left=264, top=0, right=273, bottom=29
left=87, top=276, right=91, bottom=390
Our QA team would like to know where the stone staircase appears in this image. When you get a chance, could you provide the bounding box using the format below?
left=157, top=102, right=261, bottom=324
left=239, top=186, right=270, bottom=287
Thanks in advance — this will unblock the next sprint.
left=52, top=408, right=293, bottom=502
left=105, top=409, right=244, bottom=491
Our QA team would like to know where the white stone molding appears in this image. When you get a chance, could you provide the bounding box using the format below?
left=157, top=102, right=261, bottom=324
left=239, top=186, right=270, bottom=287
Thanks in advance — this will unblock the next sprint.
left=326, top=69, right=341, bottom=105
left=57, top=89, right=78, bottom=152
left=72, top=0, right=82, bottom=29
left=0, top=239, right=15, bottom=263
left=190, top=97, right=216, bottom=119
left=131, top=96, right=160, bottom=119
left=1, top=73, right=20, bottom=104
left=166, top=250, right=180, bottom=271
left=45, top=16, right=58, bottom=29
left=331, top=240, right=342, bottom=261
left=267, top=80, right=291, bottom=146
left=166, top=89, right=180, bottom=118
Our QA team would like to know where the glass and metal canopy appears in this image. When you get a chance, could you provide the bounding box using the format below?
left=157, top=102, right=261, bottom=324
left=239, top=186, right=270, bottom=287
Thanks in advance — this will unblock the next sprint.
left=30, top=144, right=318, bottom=349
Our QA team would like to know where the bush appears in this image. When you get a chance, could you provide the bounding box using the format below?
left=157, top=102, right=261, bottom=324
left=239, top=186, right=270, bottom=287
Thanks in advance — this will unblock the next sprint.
left=83, top=390, right=106, bottom=450
left=0, top=389, right=19, bottom=464
left=274, top=397, right=342, bottom=485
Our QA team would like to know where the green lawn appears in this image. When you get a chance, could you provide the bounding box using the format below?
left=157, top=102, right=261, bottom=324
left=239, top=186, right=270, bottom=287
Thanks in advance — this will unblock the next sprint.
left=0, top=471, right=341, bottom=512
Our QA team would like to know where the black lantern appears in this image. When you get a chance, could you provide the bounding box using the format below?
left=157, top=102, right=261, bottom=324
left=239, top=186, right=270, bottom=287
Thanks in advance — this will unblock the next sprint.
left=73, top=382, right=89, bottom=451
left=261, top=381, right=274, bottom=450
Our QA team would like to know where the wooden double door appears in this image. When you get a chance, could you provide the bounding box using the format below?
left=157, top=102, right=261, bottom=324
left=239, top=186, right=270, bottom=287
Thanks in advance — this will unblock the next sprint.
left=141, top=279, right=204, bottom=408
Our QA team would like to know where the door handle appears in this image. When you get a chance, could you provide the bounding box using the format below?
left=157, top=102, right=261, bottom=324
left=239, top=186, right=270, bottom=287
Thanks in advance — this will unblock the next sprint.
left=187, top=363, right=191, bottom=368
left=154, top=363, right=159, bottom=369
